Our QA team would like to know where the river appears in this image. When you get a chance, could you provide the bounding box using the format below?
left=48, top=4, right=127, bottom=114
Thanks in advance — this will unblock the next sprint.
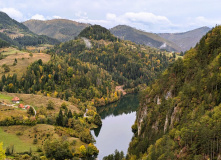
left=91, top=94, right=139, bottom=160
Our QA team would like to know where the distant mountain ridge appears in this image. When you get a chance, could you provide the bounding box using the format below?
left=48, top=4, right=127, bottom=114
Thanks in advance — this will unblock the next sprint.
left=158, top=26, right=211, bottom=52
left=0, top=11, right=59, bottom=47
left=110, top=25, right=181, bottom=52
left=23, top=19, right=90, bottom=42
left=23, top=17, right=210, bottom=52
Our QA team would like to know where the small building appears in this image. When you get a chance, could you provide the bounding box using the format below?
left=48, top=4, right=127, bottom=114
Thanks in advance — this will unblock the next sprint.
left=25, top=105, right=30, bottom=110
left=18, top=104, right=25, bottom=109
left=12, top=97, right=20, bottom=103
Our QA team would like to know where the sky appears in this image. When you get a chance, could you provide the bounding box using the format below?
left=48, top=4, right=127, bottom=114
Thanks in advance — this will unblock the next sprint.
left=0, top=0, right=221, bottom=33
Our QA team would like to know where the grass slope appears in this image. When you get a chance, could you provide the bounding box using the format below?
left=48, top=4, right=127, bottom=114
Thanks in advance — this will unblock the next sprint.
left=0, top=47, right=51, bottom=79
left=0, top=127, right=37, bottom=152
left=5, top=92, right=79, bottom=114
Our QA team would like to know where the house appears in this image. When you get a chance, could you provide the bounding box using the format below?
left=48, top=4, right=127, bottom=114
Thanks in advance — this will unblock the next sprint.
left=18, top=104, right=25, bottom=109
left=25, top=105, right=30, bottom=110
left=12, top=97, right=20, bottom=103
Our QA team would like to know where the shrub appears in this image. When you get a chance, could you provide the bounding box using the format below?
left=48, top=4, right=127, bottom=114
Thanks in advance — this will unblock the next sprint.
left=47, top=100, right=55, bottom=110
left=16, top=131, right=23, bottom=136
left=33, top=138, right=38, bottom=144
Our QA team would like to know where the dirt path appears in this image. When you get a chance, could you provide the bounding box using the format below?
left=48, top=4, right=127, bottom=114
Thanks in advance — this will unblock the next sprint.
left=115, top=85, right=127, bottom=95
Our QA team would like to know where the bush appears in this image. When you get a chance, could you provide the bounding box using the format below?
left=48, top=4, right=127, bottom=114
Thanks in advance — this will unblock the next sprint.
left=22, top=154, right=30, bottom=159
left=36, top=146, right=43, bottom=152
left=47, top=100, right=55, bottom=110
left=71, top=140, right=77, bottom=146
left=33, top=138, right=38, bottom=144
left=16, top=131, right=23, bottom=136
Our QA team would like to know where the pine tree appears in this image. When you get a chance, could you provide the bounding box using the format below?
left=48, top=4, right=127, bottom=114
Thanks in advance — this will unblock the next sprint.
left=27, top=107, right=35, bottom=116
left=56, top=109, right=63, bottom=126
left=67, top=110, right=73, bottom=119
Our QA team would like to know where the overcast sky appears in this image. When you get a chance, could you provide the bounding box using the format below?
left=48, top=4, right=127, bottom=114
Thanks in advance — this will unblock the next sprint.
left=0, top=0, right=220, bottom=33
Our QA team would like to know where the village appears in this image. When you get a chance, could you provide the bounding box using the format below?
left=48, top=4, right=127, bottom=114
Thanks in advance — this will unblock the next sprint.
left=0, top=96, right=36, bottom=115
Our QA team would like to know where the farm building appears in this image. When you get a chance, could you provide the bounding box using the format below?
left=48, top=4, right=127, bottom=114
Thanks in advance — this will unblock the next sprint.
left=18, top=104, right=25, bottom=109
left=12, top=97, right=20, bottom=103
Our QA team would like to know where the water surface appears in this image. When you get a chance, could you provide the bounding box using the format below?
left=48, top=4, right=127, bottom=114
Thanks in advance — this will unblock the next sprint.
left=91, top=94, right=139, bottom=159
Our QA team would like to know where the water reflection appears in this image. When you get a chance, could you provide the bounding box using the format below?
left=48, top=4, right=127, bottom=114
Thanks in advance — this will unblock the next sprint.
left=91, top=94, right=139, bottom=159
left=97, top=94, right=139, bottom=119
left=93, top=125, right=102, bottom=137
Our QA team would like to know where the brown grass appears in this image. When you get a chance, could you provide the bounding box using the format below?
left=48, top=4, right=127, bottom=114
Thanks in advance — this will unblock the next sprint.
left=4, top=92, right=79, bottom=114
left=0, top=105, right=27, bottom=121
left=26, top=45, right=53, bottom=52
left=1, top=124, right=85, bottom=152
left=0, top=47, right=51, bottom=79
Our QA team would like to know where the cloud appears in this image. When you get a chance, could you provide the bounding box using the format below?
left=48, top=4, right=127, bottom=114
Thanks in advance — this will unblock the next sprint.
left=0, top=8, right=23, bottom=21
left=186, top=16, right=221, bottom=28
left=31, top=14, right=45, bottom=20
left=123, top=12, right=171, bottom=24
left=75, top=11, right=88, bottom=19
left=53, top=15, right=62, bottom=19
left=74, top=12, right=174, bottom=32
left=106, top=13, right=117, bottom=20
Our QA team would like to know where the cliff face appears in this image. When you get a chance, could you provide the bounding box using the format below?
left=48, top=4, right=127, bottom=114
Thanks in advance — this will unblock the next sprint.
left=128, top=26, right=221, bottom=160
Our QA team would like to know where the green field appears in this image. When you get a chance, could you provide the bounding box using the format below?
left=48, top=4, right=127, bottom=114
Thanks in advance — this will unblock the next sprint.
left=0, top=127, right=37, bottom=152
left=0, top=47, right=24, bottom=56
left=0, top=93, right=13, bottom=103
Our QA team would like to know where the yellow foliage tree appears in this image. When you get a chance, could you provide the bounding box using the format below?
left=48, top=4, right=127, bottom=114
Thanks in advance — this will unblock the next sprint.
left=79, top=145, right=86, bottom=157
left=0, top=142, right=5, bottom=160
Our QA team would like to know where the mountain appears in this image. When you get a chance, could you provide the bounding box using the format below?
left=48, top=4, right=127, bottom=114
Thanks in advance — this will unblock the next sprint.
left=128, top=26, right=221, bottom=159
left=158, top=26, right=211, bottom=52
left=23, top=19, right=90, bottom=42
left=0, top=11, right=59, bottom=47
left=110, top=25, right=182, bottom=52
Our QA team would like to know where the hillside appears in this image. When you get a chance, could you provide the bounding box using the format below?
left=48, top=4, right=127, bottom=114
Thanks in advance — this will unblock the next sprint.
left=0, top=25, right=178, bottom=104
left=158, top=26, right=211, bottom=52
left=0, top=11, right=59, bottom=47
left=0, top=24, right=180, bottom=159
left=128, top=26, right=221, bottom=159
left=110, top=25, right=181, bottom=52
left=59, top=25, right=180, bottom=89
left=0, top=47, right=51, bottom=79
left=23, top=19, right=89, bottom=42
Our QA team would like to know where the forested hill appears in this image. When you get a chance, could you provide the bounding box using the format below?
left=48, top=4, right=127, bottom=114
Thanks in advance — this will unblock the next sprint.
left=0, top=25, right=178, bottom=106
left=52, top=25, right=179, bottom=90
left=79, top=25, right=117, bottom=41
left=128, top=25, right=221, bottom=159
left=0, top=11, right=59, bottom=47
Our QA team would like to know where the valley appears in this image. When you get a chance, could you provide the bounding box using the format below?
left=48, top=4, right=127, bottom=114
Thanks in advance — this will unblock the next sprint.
left=0, top=7, right=218, bottom=160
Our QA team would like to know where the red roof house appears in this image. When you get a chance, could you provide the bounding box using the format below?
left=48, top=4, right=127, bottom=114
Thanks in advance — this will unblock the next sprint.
left=26, top=105, right=30, bottom=110
left=18, top=104, right=25, bottom=109
left=12, top=97, right=20, bottom=103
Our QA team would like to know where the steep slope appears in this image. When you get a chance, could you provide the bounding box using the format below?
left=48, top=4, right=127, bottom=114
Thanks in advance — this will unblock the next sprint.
left=128, top=25, right=221, bottom=160
left=158, top=26, right=211, bottom=52
left=23, top=19, right=89, bottom=42
left=110, top=25, right=181, bottom=52
left=0, top=11, right=59, bottom=46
